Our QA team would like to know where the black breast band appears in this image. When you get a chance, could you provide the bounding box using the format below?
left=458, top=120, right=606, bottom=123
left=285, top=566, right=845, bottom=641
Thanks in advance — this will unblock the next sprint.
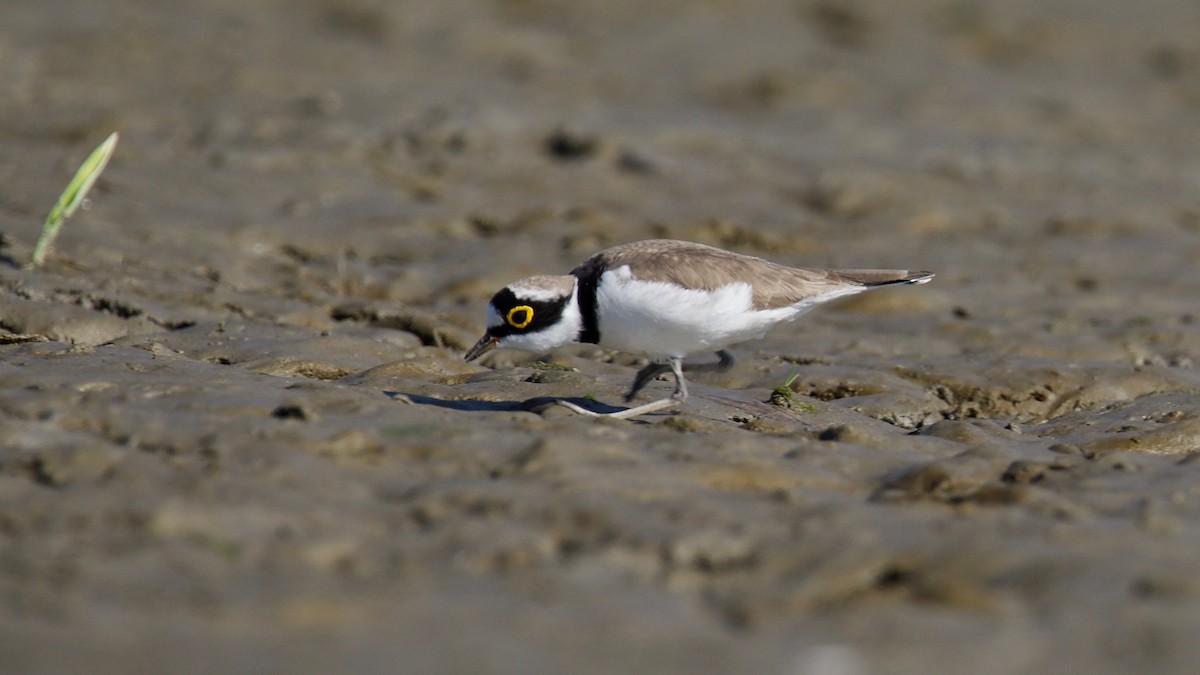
left=574, top=267, right=601, bottom=344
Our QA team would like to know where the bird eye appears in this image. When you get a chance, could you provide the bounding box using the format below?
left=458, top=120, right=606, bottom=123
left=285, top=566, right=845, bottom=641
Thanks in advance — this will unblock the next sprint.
left=506, top=305, right=534, bottom=329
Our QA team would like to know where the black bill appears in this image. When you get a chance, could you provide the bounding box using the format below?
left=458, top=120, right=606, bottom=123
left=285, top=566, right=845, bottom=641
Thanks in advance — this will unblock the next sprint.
left=464, top=333, right=498, bottom=362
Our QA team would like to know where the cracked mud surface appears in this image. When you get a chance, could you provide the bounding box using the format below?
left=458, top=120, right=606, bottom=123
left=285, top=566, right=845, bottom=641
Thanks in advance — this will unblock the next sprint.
left=2, top=1, right=1200, bottom=673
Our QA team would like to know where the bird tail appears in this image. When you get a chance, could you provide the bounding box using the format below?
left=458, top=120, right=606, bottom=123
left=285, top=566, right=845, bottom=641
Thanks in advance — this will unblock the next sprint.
left=835, top=269, right=935, bottom=286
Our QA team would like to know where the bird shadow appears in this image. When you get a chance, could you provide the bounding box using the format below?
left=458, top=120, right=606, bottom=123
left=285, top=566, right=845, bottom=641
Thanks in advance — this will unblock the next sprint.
left=384, top=391, right=632, bottom=416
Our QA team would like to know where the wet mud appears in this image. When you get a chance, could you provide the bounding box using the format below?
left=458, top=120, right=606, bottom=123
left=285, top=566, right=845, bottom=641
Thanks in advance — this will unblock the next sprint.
left=2, top=1, right=1200, bottom=673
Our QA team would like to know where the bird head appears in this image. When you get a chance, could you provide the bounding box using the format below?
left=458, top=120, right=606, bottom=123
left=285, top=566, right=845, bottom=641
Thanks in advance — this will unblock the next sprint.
left=464, top=275, right=582, bottom=362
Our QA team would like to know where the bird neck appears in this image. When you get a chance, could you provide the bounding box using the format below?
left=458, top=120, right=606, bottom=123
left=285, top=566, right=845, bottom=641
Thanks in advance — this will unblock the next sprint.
left=534, top=279, right=586, bottom=350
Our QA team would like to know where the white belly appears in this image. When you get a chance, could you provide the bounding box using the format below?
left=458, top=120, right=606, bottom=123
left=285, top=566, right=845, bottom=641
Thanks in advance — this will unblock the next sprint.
left=594, top=268, right=805, bottom=358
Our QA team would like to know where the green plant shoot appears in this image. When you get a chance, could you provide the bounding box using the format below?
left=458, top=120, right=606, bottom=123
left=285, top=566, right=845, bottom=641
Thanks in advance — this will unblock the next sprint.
left=28, top=131, right=119, bottom=269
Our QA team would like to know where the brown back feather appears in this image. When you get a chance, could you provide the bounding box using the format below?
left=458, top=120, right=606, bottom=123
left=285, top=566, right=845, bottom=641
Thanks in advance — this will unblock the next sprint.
left=573, top=240, right=925, bottom=310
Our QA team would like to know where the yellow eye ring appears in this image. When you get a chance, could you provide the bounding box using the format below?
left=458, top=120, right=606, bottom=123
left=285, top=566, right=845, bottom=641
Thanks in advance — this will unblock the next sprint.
left=506, top=305, right=534, bottom=329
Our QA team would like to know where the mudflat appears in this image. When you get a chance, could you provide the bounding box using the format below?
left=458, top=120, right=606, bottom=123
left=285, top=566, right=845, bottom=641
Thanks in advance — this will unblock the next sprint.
left=2, top=1, right=1199, bottom=673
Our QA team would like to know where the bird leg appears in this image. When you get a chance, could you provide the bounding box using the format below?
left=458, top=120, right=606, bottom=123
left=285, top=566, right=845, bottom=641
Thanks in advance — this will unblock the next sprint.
left=557, top=352, right=733, bottom=419
left=684, top=349, right=735, bottom=375
left=557, top=357, right=688, bottom=419
left=624, top=350, right=733, bottom=402
left=625, top=362, right=674, bottom=402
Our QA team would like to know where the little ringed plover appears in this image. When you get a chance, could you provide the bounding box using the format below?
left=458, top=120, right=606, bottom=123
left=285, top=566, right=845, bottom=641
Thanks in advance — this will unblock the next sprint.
left=466, top=239, right=933, bottom=418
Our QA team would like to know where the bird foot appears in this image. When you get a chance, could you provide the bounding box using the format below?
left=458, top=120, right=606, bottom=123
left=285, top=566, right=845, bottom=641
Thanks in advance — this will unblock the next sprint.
left=555, top=398, right=679, bottom=419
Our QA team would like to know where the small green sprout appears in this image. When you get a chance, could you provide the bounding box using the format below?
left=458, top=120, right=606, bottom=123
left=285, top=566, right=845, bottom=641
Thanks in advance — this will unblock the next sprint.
left=28, top=131, right=119, bottom=269
left=769, top=372, right=815, bottom=411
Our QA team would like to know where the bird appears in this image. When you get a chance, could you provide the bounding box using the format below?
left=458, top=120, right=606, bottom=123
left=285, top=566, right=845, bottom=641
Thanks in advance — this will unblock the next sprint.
left=465, top=239, right=933, bottom=418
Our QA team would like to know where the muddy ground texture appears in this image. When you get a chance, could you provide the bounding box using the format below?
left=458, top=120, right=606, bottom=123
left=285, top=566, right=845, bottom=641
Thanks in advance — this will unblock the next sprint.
left=2, top=1, right=1200, bottom=673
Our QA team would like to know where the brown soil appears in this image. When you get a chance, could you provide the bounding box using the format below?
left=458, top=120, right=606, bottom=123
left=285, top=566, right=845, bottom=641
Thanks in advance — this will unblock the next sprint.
left=2, top=1, right=1200, bottom=673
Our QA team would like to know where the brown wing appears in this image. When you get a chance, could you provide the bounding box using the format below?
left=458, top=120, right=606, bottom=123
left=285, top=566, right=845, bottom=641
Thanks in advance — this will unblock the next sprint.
left=574, top=239, right=910, bottom=310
